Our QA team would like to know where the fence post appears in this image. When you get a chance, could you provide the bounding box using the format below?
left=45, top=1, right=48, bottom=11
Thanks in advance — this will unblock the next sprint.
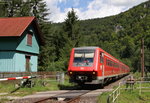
left=56, top=72, right=60, bottom=83
left=56, top=72, right=64, bottom=84
left=60, top=72, right=64, bottom=84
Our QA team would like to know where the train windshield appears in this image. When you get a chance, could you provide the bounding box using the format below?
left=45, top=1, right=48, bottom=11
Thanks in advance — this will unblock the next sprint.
left=73, top=50, right=95, bottom=67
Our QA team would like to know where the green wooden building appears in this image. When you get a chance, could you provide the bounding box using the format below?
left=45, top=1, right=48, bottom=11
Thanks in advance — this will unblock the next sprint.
left=0, top=17, right=43, bottom=72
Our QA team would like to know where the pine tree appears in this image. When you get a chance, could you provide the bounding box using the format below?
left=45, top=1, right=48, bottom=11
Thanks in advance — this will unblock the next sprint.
left=58, top=8, right=80, bottom=71
left=0, top=0, right=49, bottom=22
left=0, top=0, right=8, bottom=17
left=63, top=8, right=80, bottom=43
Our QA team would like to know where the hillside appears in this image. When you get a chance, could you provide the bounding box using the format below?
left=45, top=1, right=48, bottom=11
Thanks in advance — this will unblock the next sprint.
left=41, top=1, right=150, bottom=72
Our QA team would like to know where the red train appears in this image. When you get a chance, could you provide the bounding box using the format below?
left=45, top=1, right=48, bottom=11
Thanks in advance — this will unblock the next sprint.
left=68, top=47, right=130, bottom=85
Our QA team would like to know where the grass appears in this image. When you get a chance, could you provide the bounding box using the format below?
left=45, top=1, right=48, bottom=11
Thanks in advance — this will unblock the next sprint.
left=98, top=84, right=150, bottom=103
left=98, top=91, right=111, bottom=103
left=0, top=76, right=76, bottom=102
left=98, top=72, right=150, bottom=103
left=118, top=89, right=150, bottom=103
left=0, top=98, right=9, bottom=103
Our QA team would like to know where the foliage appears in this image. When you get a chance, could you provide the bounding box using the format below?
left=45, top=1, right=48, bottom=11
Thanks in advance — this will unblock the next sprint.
left=98, top=91, right=111, bottom=103
left=50, top=1, right=150, bottom=72
left=118, top=88, right=150, bottom=103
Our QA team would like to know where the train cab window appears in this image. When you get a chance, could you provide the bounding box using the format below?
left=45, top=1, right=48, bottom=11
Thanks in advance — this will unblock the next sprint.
left=73, top=50, right=95, bottom=67
left=100, top=52, right=104, bottom=63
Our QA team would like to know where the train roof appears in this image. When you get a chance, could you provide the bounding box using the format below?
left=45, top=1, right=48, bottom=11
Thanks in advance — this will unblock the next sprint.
left=73, top=46, right=129, bottom=68
left=74, top=46, right=99, bottom=50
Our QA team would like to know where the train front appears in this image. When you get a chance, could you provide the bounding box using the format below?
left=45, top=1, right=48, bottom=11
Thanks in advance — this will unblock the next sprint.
left=68, top=47, right=99, bottom=84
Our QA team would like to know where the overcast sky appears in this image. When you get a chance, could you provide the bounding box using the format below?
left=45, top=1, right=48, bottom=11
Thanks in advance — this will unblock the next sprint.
left=44, top=0, right=148, bottom=23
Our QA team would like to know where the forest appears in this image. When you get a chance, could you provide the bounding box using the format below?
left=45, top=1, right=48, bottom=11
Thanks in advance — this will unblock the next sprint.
left=0, top=0, right=149, bottom=72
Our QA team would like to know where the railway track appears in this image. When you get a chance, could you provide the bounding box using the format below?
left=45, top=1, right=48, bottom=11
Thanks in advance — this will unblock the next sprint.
left=12, top=89, right=111, bottom=103
left=11, top=75, right=129, bottom=103
left=36, top=90, right=91, bottom=103
left=33, top=89, right=112, bottom=103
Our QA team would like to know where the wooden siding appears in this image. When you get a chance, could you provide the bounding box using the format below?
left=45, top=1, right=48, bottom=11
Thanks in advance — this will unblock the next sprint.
left=0, top=52, right=37, bottom=72
left=30, top=55, right=38, bottom=72
left=0, top=24, right=39, bottom=54
left=16, top=25, right=39, bottom=54
left=0, top=52, right=16, bottom=72
left=0, top=38, right=17, bottom=50
left=15, top=53, right=26, bottom=72
left=15, top=53, right=37, bottom=72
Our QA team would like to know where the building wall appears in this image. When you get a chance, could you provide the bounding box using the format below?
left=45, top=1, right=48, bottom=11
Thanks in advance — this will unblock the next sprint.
left=0, top=24, right=39, bottom=54
left=15, top=53, right=25, bottom=72
left=30, top=55, right=38, bottom=72
left=0, top=51, right=37, bottom=72
left=15, top=53, right=37, bottom=72
left=16, top=25, right=39, bottom=54
left=0, top=52, right=16, bottom=72
left=0, top=38, right=17, bottom=50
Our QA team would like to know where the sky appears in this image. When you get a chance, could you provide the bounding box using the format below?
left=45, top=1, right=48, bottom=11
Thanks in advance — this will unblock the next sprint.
left=44, top=0, right=148, bottom=23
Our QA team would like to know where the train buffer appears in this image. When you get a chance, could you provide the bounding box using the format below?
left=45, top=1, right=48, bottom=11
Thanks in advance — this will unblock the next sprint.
left=125, top=76, right=135, bottom=90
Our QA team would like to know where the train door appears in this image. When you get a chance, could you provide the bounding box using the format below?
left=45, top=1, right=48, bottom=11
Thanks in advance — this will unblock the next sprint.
left=100, top=52, right=104, bottom=76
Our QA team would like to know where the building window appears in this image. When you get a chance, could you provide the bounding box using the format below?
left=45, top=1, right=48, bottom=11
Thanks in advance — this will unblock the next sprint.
left=25, top=56, right=31, bottom=72
left=27, top=33, right=32, bottom=46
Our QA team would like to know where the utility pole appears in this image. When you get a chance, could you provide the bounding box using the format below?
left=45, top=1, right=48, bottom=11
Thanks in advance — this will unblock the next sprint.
left=141, top=38, right=144, bottom=77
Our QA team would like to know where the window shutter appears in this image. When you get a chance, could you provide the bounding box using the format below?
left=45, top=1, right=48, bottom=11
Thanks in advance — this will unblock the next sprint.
left=27, top=33, right=32, bottom=46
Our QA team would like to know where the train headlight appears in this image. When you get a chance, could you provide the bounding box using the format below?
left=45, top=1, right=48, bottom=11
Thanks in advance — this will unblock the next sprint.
left=93, top=72, right=96, bottom=75
left=69, top=72, right=72, bottom=75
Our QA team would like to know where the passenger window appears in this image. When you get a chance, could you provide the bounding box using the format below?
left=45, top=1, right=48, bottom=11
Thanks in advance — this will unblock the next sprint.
left=100, top=52, right=104, bottom=63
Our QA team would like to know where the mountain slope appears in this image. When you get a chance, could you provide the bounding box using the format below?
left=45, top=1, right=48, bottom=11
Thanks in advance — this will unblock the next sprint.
left=47, top=1, right=150, bottom=71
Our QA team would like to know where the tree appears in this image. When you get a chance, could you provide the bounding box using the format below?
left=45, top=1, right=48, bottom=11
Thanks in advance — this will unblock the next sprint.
left=0, top=0, right=49, bottom=22
left=0, top=0, right=8, bottom=17
left=57, top=8, right=80, bottom=71
left=63, top=8, right=80, bottom=42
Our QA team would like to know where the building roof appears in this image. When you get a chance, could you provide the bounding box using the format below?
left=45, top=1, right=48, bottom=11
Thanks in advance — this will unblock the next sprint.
left=0, top=16, right=44, bottom=45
